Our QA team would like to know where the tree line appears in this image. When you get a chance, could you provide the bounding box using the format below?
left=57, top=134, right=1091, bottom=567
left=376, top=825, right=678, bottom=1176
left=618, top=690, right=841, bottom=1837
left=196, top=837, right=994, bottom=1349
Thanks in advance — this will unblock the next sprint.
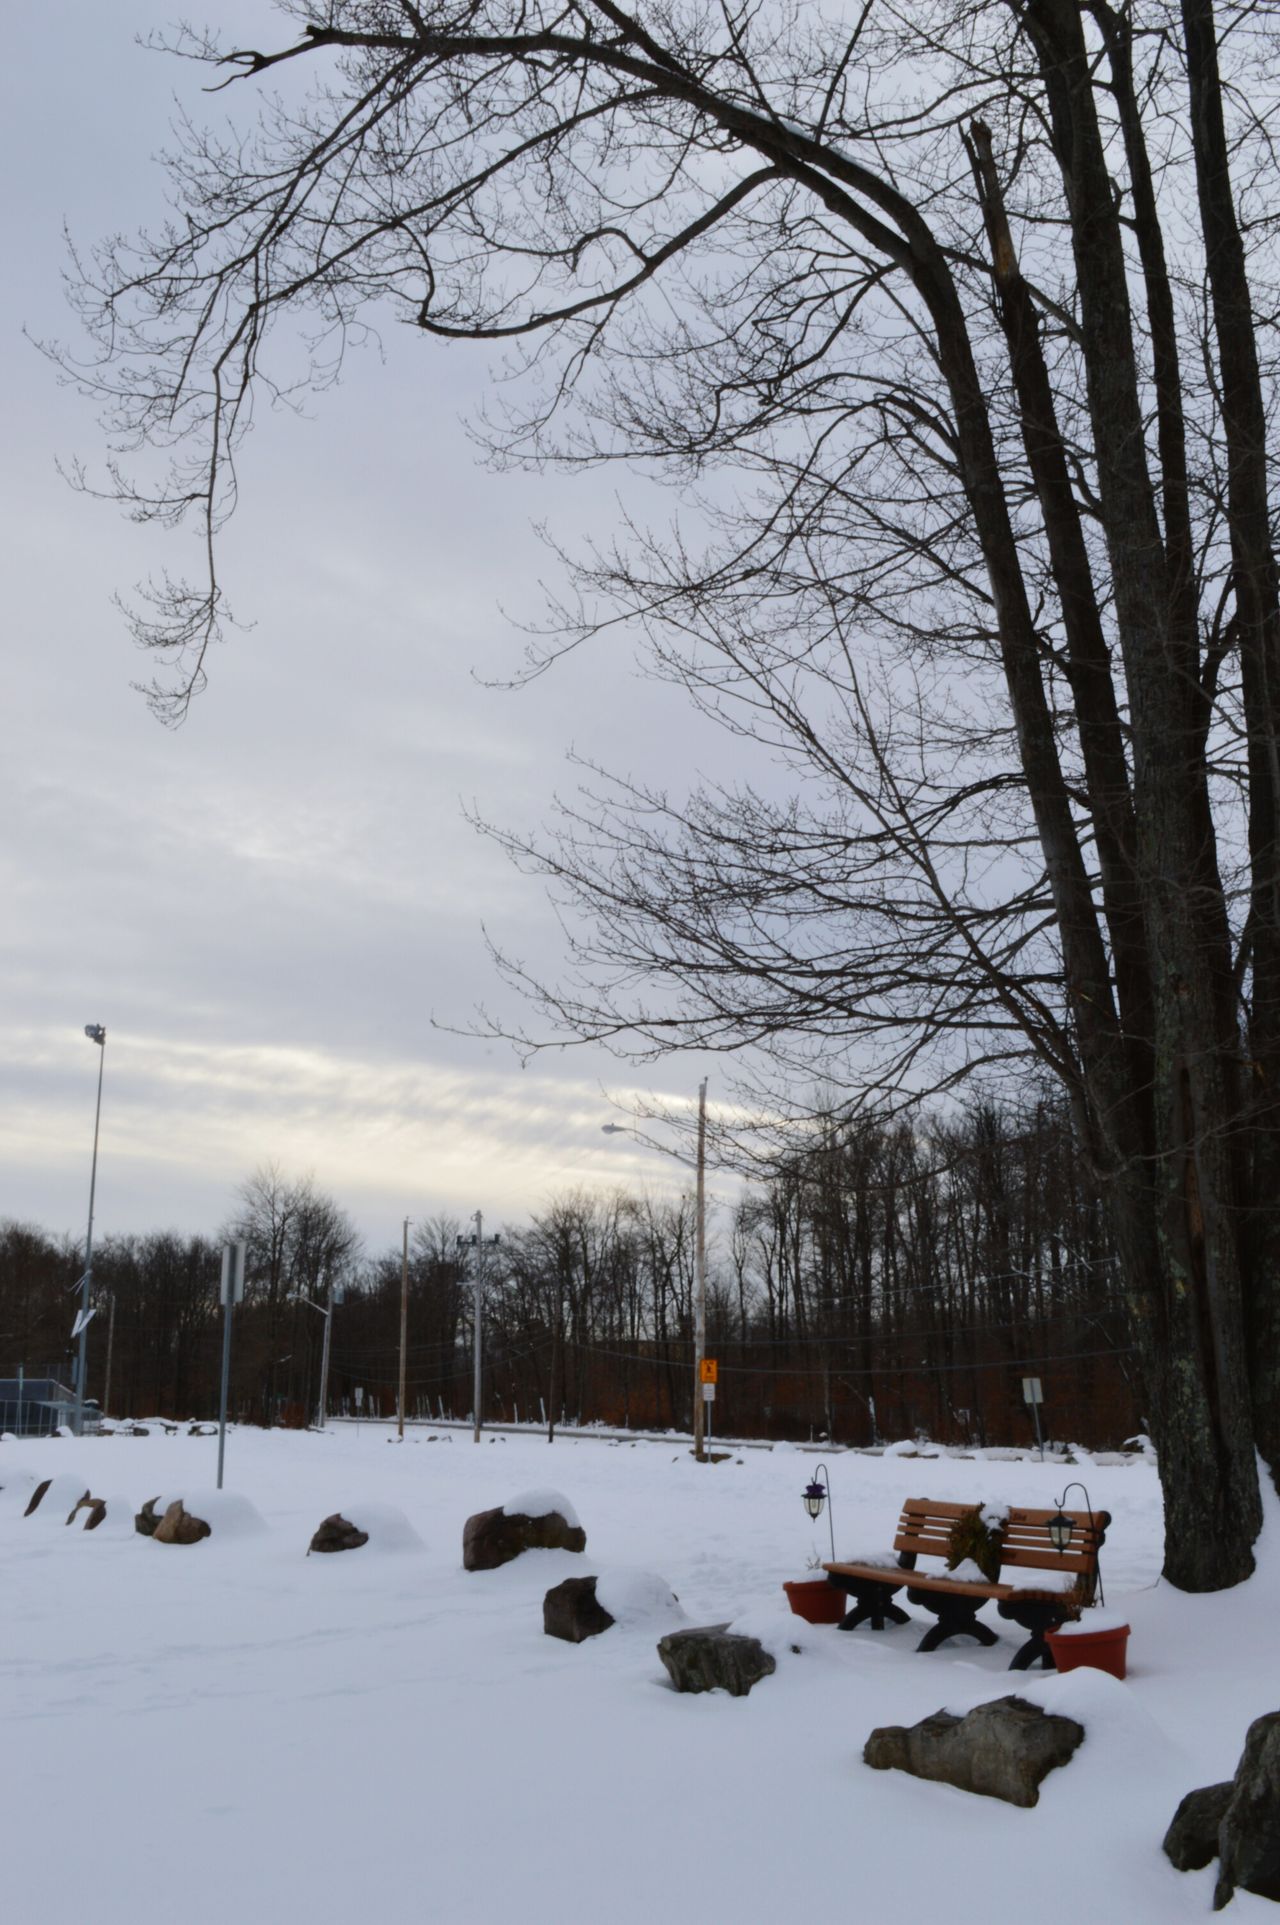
left=0, top=1093, right=1137, bottom=1444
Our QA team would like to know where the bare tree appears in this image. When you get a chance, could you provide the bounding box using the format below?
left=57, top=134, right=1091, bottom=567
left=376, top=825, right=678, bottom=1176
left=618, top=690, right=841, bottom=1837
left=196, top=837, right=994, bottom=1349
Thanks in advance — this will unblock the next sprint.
left=60, top=0, right=1280, bottom=1586
left=228, top=1164, right=360, bottom=1421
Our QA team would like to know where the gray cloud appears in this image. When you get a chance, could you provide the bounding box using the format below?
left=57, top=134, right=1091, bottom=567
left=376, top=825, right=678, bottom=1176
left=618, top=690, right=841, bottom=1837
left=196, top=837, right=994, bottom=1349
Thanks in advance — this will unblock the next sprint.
left=2, top=3, right=730, bottom=1250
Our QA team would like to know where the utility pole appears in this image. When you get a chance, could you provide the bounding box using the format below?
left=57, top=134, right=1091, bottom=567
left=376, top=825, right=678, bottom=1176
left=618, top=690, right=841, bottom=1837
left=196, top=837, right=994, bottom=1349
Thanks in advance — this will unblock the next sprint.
left=693, top=1077, right=708, bottom=1464
left=399, top=1217, right=411, bottom=1440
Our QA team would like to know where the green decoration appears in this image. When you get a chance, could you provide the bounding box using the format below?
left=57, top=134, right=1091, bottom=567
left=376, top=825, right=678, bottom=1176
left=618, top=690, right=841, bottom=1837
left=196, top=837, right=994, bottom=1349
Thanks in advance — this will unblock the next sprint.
left=947, top=1505, right=1006, bottom=1583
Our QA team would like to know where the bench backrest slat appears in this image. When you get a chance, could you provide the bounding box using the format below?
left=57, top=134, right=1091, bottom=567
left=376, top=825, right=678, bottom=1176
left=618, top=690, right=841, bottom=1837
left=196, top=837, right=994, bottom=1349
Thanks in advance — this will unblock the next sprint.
left=890, top=1497, right=1110, bottom=1583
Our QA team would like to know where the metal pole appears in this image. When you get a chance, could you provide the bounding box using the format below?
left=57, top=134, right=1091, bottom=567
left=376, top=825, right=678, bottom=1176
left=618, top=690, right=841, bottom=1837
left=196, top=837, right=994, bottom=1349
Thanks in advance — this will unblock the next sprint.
left=217, top=1241, right=244, bottom=1487
left=102, top=1294, right=116, bottom=1421
left=473, top=1209, right=484, bottom=1444
left=693, top=1078, right=707, bottom=1463
left=316, top=1279, right=334, bottom=1431
left=76, top=1026, right=107, bottom=1436
left=217, top=1300, right=234, bottom=1490
left=399, top=1217, right=410, bottom=1440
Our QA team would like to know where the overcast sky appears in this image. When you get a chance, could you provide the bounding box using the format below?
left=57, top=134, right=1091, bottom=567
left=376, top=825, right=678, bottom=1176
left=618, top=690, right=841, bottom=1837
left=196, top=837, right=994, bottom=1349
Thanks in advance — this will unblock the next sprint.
left=1, top=4, right=735, bottom=1252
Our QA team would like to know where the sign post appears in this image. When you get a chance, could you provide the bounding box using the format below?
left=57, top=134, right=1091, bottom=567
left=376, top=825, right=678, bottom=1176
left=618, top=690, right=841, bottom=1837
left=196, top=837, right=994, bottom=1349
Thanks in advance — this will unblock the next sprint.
left=217, top=1241, right=246, bottom=1489
left=1022, top=1376, right=1045, bottom=1461
left=700, top=1359, right=718, bottom=1450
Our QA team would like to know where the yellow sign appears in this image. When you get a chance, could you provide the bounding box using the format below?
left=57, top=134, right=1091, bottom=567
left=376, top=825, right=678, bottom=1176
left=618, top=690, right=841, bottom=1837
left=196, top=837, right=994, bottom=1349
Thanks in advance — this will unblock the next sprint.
left=700, top=1358, right=718, bottom=1385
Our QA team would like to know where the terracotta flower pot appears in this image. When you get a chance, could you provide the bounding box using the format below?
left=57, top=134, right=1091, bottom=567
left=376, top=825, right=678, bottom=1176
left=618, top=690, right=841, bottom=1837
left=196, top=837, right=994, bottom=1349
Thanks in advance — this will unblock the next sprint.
left=783, top=1578, right=846, bottom=1625
left=1045, top=1621, right=1130, bottom=1680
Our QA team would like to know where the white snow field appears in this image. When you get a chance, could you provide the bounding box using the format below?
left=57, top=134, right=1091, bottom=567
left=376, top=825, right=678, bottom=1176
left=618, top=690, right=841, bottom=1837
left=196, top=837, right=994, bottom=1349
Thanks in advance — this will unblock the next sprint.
left=3, top=1427, right=1277, bottom=1923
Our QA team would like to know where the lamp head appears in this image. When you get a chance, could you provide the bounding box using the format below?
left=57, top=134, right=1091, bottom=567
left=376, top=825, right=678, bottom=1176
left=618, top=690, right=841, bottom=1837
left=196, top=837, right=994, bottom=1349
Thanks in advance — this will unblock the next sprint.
left=84, top=1024, right=106, bottom=1046
left=1046, top=1509, right=1074, bottom=1554
left=803, top=1479, right=826, bottom=1521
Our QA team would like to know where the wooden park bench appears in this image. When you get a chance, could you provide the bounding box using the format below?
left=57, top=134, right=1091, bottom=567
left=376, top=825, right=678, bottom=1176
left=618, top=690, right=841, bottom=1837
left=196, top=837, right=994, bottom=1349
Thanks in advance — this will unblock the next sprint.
left=823, top=1497, right=1110, bottom=1669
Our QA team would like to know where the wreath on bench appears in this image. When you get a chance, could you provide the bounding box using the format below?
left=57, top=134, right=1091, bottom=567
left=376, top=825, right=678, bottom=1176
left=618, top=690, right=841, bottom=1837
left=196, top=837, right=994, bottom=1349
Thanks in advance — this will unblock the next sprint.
left=946, top=1503, right=1008, bottom=1583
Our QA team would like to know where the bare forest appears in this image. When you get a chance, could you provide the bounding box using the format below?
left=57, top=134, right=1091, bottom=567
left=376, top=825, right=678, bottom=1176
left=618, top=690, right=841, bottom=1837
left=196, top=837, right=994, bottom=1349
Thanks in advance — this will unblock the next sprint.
left=1, top=1094, right=1136, bottom=1443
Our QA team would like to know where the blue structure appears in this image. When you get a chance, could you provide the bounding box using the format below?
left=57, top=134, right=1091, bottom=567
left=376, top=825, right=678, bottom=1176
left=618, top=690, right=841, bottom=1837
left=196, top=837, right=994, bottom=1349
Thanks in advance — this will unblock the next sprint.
left=0, top=1377, right=97, bottom=1437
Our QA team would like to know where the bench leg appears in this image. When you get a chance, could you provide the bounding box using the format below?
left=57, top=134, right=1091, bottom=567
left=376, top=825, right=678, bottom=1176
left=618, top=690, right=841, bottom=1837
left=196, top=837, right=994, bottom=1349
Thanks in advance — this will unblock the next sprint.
left=1008, top=1632, right=1056, bottom=1670
left=997, top=1601, right=1064, bottom=1671
left=916, top=1616, right=1000, bottom=1653
left=827, top=1576, right=910, bottom=1632
left=909, top=1587, right=1000, bottom=1652
left=839, top=1594, right=912, bottom=1632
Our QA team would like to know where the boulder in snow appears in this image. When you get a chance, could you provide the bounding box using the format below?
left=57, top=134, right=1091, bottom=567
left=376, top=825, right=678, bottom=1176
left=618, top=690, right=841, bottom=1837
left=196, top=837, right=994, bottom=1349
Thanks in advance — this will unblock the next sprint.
left=67, top=1493, right=106, bottom=1530
left=1162, top=1782, right=1232, bottom=1873
left=135, top=1496, right=163, bottom=1536
left=463, top=1493, right=585, bottom=1570
left=544, top=1576, right=615, bottom=1642
left=864, top=1695, right=1084, bottom=1808
left=152, top=1498, right=211, bottom=1545
left=25, top=1476, right=92, bottom=1521
left=595, top=1568, right=684, bottom=1629
left=657, top=1625, right=776, bottom=1697
left=309, top=1513, right=370, bottom=1554
left=1215, top=1710, right=1280, bottom=1908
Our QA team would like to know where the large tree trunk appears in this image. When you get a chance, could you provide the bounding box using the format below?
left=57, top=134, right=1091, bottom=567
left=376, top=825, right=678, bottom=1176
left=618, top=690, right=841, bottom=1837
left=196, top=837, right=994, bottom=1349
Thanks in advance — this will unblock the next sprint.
left=1180, top=0, right=1280, bottom=1485
left=979, top=0, right=1264, bottom=1580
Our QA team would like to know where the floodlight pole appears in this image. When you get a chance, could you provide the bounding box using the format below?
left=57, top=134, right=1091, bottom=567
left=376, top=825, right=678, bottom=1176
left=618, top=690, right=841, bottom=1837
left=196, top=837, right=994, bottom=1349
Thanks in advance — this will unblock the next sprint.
left=75, top=1024, right=107, bottom=1436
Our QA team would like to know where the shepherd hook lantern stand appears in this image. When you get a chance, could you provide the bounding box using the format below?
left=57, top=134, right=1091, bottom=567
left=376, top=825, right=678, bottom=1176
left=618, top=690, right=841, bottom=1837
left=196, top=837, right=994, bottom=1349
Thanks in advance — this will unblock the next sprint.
left=1046, top=1480, right=1105, bottom=1606
left=803, top=1462, right=837, bottom=1564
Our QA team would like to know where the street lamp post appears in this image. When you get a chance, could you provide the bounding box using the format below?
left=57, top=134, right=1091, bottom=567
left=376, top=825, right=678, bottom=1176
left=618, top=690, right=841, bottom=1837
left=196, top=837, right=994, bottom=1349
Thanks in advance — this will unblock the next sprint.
left=602, top=1077, right=709, bottom=1460
left=75, top=1024, right=107, bottom=1436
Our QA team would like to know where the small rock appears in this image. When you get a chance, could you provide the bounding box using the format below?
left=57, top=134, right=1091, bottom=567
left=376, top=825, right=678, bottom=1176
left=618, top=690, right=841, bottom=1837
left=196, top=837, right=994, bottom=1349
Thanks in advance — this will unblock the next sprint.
left=1163, top=1782, right=1232, bottom=1872
left=309, top=1513, right=370, bottom=1554
left=544, top=1576, right=616, bottom=1642
left=463, top=1504, right=586, bottom=1571
left=151, top=1499, right=211, bottom=1545
left=1216, top=1710, right=1280, bottom=1908
left=24, top=1479, right=52, bottom=1517
left=66, top=1494, right=106, bottom=1530
left=864, top=1695, right=1084, bottom=1807
left=657, top=1625, right=776, bottom=1697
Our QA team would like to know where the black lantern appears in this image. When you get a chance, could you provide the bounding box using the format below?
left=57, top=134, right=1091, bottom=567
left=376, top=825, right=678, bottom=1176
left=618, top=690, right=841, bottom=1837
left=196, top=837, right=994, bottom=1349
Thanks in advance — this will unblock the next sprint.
left=1046, top=1481, right=1104, bottom=1603
left=802, top=1462, right=836, bottom=1562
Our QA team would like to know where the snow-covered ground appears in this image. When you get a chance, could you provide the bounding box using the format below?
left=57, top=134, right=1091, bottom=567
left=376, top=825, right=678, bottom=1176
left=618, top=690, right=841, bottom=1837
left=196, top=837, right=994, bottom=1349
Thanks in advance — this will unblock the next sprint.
left=2, top=1427, right=1275, bottom=1921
